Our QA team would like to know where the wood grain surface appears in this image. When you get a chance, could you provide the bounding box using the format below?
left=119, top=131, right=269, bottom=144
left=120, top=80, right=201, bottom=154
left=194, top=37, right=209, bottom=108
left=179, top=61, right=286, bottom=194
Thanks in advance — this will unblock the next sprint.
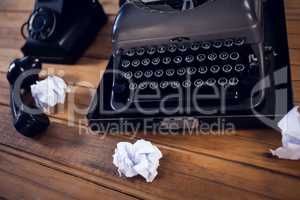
left=0, top=0, right=299, bottom=200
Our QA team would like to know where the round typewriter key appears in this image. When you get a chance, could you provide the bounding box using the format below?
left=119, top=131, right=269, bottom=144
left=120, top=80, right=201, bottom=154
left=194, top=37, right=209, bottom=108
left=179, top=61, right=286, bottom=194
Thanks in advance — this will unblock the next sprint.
left=173, top=56, right=182, bottom=64
left=230, top=52, right=240, bottom=60
left=160, top=81, right=169, bottom=89
left=168, top=44, right=177, bottom=53
left=229, top=77, right=239, bottom=86
left=152, top=57, right=160, bottom=65
left=162, top=57, right=172, bottom=65
left=166, top=69, right=175, bottom=77
left=198, top=66, right=208, bottom=74
left=219, top=52, right=229, bottom=60
left=129, top=82, right=137, bottom=90
left=223, top=64, right=232, bottom=73
left=194, top=79, right=204, bottom=87
left=147, top=47, right=156, bottom=55
left=206, top=78, right=216, bottom=86
left=141, top=58, right=150, bottom=66
left=235, top=38, right=245, bottom=46
left=126, top=49, right=135, bottom=57
left=224, top=39, right=234, bottom=47
left=138, top=82, right=148, bottom=90
left=185, top=55, right=194, bottom=63
left=124, top=72, right=133, bottom=79
left=208, top=53, right=218, bottom=61
left=178, top=44, right=187, bottom=52
left=210, top=65, right=220, bottom=73
left=171, top=81, right=180, bottom=89
left=218, top=77, right=228, bottom=86
left=213, top=41, right=223, bottom=48
left=134, top=71, right=143, bottom=79
left=191, top=43, right=200, bottom=51
left=235, top=64, right=245, bottom=72
left=144, top=70, right=153, bottom=78
left=177, top=68, right=186, bottom=76
left=132, top=59, right=140, bottom=67
left=157, top=46, right=166, bottom=54
left=149, top=82, right=158, bottom=89
left=201, top=42, right=211, bottom=50
left=187, top=67, right=197, bottom=75
left=182, top=80, right=192, bottom=88
left=121, top=60, right=130, bottom=68
left=154, top=69, right=164, bottom=77
left=197, top=54, right=206, bottom=62
left=136, top=48, right=145, bottom=56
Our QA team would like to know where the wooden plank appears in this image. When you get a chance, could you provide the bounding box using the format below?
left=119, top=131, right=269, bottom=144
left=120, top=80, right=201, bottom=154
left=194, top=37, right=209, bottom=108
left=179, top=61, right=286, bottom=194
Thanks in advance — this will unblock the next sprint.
left=0, top=149, right=139, bottom=200
left=0, top=0, right=119, bottom=15
left=1, top=105, right=300, bottom=200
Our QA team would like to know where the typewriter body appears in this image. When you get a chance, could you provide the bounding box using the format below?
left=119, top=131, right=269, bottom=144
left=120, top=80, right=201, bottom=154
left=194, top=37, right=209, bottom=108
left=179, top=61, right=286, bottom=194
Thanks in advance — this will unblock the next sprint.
left=88, top=0, right=294, bottom=132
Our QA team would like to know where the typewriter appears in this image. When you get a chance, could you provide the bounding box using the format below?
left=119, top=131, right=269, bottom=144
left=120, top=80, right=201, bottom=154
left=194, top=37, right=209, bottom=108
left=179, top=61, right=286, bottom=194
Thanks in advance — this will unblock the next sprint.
left=88, top=0, right=294, bottom=132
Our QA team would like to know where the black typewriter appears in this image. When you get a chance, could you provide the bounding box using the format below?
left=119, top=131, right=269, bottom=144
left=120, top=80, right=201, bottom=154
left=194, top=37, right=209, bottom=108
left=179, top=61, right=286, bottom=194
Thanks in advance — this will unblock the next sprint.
left=88, top=0, right=294, bottom=132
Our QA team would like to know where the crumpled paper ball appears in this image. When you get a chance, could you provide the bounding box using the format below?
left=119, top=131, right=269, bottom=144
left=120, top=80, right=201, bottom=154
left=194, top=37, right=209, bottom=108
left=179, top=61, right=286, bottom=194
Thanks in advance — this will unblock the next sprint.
left=113, top=139, right=163, bottom=182
left=31, top=75, right=70, bottom=110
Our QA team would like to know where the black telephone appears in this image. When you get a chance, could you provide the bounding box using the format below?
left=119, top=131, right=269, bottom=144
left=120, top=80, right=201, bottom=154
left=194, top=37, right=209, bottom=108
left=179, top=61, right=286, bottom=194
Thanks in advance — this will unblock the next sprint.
left=88, top=0, right=294, bottom=132
left=21, top=0, right=108, bottom=64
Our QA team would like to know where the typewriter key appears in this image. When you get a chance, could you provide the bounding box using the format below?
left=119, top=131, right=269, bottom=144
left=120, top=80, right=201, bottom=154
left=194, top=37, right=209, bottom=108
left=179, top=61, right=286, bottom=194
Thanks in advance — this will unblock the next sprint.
left=201, top=42, right=211, bottom=50
left=136, top=48, right=145, bottom=56
left=144, top=70, right=153, bottom=78
left=147, top=47, right=156, bottom=55
left=187, top=67, right=197, bottom=75
left=134, top=71, right=143, bottom=79
left=124, top=72, right=133, bottom=79
left=166, top=69, right=175, bottom=76
left=185, top=55, right=194, bottom=63
left=230, top=52, right=240, bottom=60
left=171, top=81, right=180, bottom=89
left=235, top=38, right=245, bottom=46
left=126, top=49, right=135, bottom=57
left=213, top=41, right=223, bottom=48
left=177, top=68, right=186, bottom=76
left=229, top=77, right=239, bottom=86
left=152, top=57, right=160, bottom=65
left=182, top=80, right=192, bottom=88
left=208, top=53, right=218, bottom=61
left=150, top=82, right=158, bottom=89
left=235, top=64, right=245, bottom=72
left=191, top=43, right=200, bottom=51
left=162, top=57, right=172, bottom=65
left=173, top=56, right=183, bottom=64
left=160, top=81, right=169, bottom=89
left=154, top=69, right=164, bottom=77
left=206, top=78, right=216, bottom=86
left=194, top=79, right=204, bottom=87
left=223, top=64, right=232, bottom=73
left=178, top=44, right=187, bottom=52
left=197, top=54, right=206, bottom=62
left=158, top=46, right=166, bottom=54
left=218, top=77, right=228, bottom=86
left=141, top=58, right=151, bottom=66
left=198, top=66, right=208, bottom=74
left=168, top=44, right=177, bottom=53
left=219, top=52, right=229, bottom=60
left=129, top=83, right=137, bottom=90
left=224, top=39, right=234, bottom=47
left=132, top=59, right=140, bottom=67
left=210, top=65, right=220, bottom=73
left=139, top=82, right=148, bottom=90
left=121, top=60, right=130, bottom=68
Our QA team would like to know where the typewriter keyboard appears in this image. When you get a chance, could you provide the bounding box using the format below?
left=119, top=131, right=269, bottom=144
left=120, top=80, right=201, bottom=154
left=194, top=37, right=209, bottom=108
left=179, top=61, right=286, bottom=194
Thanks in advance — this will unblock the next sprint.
left=113, top=38, right=261, bottom=104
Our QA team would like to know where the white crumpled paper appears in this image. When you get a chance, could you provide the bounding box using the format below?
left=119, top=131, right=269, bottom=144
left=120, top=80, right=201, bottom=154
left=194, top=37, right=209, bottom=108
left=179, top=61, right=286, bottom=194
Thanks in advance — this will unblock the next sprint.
left=31, top=75, right=70, bottom=110
left=270, top=106, right=300, bottom=160
left=113, top=139, right=163, bottom=182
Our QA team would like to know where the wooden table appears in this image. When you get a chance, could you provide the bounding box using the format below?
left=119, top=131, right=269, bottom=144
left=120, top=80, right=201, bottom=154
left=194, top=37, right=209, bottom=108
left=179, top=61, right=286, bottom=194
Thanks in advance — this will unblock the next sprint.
left=0, top=1, right=300, bottom=199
